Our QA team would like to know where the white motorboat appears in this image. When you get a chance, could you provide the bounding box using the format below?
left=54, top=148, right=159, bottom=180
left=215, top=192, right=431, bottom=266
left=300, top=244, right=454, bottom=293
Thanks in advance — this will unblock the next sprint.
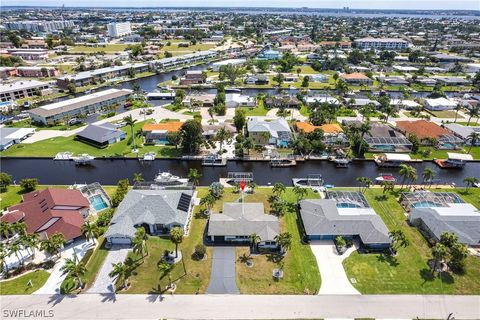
left=141, top=152, right=156, bottom=161
left=154, top=171, right=188, bottom=185
left=375, top=173, right=396, bottom=183
left=54, top=152, right=73, bottom=160
left=73, top=154, right=94, bottom=165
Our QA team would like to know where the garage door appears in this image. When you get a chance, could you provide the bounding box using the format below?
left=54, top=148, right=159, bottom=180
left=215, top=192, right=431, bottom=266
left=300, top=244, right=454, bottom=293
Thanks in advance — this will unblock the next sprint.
left=108, top=237, right=131, bottom=245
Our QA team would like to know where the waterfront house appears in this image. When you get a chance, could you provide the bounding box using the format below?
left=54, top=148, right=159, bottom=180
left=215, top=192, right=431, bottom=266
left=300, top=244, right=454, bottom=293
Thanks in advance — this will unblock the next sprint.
left=207, top=203, right=279, bottom=250
left=424, top=97, right=457, bottom=111
left=339, top=73, right=372, bottom=85
left=1, top=188, right=91, bottom=242
left=226, top=93, right=256, bottom=108
left=395, top=120, right=463, bottom=149
left=76, top=123, right=126, bottom=148
left=244, top=75, right=269, bottom=85
left=363, top=122, right=412, bottom=152
left=143, top=121, right=183, bottom=145
left=182, top=94, right=216, bottom=108
left=0, top=127, right=35, bottom=151
left=304, top=96, right=340, bottom=105
left=390, top=99, right=421, bottom=110
left=299, top=192, right=391, bottom=250
left=264, top=95, right=301, bottom=109
left=179, top=70, right=206, bottom=85
left=247, top=117, right=292, bottom=147
left=202, top=124, right=236, bottom=140
left=443, top=123, right=480, bottom=146
left=295, top=122, right=347, bottom=145
left=257, top=49, right=281, bottom=60
left=105, top=189, right=195, bottom=245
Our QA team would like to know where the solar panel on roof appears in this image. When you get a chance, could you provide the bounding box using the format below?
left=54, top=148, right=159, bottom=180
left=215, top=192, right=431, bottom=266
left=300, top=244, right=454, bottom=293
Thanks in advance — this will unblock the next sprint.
left=177, top=193, right=192, bottom=212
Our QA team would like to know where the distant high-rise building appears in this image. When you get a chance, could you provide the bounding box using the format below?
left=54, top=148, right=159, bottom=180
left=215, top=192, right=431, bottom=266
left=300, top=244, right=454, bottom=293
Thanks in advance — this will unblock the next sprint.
left=107, top=22, right=132, bottom=38
left=5, top=20, right=74, bottom=33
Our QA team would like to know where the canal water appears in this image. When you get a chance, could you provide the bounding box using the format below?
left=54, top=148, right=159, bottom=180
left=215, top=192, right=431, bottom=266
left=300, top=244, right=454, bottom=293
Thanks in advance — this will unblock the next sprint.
left=1, top=158, right=477, bottom=187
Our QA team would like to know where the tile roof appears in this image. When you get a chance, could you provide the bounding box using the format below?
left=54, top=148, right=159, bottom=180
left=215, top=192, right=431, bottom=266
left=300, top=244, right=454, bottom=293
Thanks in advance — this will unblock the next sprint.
left=7, top=188, right=90, bottom=241
left=143, top=121, right=183, bottom=133
left=395, top=120, right=450, bottom=139
left=296, top=122, right=343, bottom=134
left=340, top=72, right=370, bottom=80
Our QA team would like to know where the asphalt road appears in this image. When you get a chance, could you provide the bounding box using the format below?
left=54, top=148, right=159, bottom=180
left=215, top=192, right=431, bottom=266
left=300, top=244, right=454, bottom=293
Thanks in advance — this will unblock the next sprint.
left=1, top=294, right=479, bottom=320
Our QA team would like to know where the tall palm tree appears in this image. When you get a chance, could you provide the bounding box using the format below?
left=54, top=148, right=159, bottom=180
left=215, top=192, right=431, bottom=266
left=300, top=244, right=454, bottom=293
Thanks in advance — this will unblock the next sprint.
left=293, top=186, right=308, bottom=202
left=9, top=241, right=23, bottom=266
left=109, top=262, right=129, bottom=289
left=453, top=104, right=463, bottom=123
left=187, top=168, right=201, bottom=186
left=124, top=115, right=138, bottom=151
left=40, top=232, right=65, bottom=258
left=60, top=257, right=87, bottom=289
left=21, top=233, right=40, bottom=259
left=272, top=182, right=286, bottom=196
left=356, top=176, right=373, bottom=193
left=274, top=232, right=292, bottom=255
left=132, top=236, right=146, bottom=263
left=200, top=193, right=216, bottom=213
left=357, top=121, right=372, bottom=156
left=0, top=221, right=11, bottom=241
left=249, top=233, right=261, bottom=253
left=0, top=244, right=9, bottom=274
left=82, top=221, right=98, bottom=244
left=466, top=107, right=479, bottom=126
left=463, top=177, right=479, bottom=192
left=12, top=222, right=27, bottom=237
left=431, top=242, right=448, bottom=274
left=467, top=131, right=479, bottom=154
left=399, top=164, right=417, bottom=189
left=215, top=127, right=232, bottom=152
left=133, top=172, right=144, bottom=183
left=388, top=230, right=410, bottom=253
left=158, top=261, right=174, bottom=289
left=169, top=227, right=184, bottom=258
left=422, top=168, right=435, bottom=188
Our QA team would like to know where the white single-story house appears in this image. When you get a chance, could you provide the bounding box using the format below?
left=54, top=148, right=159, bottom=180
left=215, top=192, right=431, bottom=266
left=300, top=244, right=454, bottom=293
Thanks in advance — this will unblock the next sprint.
left=226, top=93, right=256, bottom=108
left=0, top=127, right=35, bottom=150
left=424, top=97, right=457, bottom=111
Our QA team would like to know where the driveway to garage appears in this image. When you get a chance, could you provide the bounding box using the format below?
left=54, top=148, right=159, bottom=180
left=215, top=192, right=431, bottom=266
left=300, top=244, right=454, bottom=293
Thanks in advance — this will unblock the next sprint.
left=310, top=240, right=360, bottom=295
left=34, top=240, right=93, bottom=294
left=206, top=247, right=239, bottom=294
left=87, top=245, right=130, bottom=293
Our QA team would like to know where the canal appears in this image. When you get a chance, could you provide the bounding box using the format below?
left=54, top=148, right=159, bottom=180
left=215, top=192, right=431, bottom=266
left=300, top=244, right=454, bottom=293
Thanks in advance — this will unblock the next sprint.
left=1, top=158, right=478, bottom=187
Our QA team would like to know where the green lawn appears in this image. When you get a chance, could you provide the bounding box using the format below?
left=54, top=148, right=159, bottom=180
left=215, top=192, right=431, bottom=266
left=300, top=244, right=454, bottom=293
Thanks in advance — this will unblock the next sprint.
left=68, top=44, right=129, bottom=53
left=0, top=270, right=50, bottom=295
left=427, top=110, right=463, bottom=119
left=456, top=121, right=480, bottom=126
left=292, top=65, right=320, bottom=74
left=243, top=100, right=268, bottom=116
left=6, top=120, right=84, bottom=131
left=343, top=188, right=480, bottom=294
left=82, top=237, right=110, bottom=290
left=1, top=120, right=182, bottom=158
left=235, top=188, right=321, bottom=294
left=122, top=188, right=212, bottom=294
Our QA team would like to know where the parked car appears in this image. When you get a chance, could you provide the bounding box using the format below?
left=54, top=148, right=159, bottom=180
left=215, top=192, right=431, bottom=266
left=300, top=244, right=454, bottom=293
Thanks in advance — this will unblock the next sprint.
left=68, top=118, right=82, bottom=126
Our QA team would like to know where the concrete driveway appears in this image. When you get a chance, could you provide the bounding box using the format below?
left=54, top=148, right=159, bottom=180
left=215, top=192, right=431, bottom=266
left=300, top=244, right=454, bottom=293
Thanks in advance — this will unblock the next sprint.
left=87, top=245, right=130, bottom=293
left=34, top=240, right=93, bottom=295
left=310, top=240, right=360, bottom=295
left=206, top=247, right=239, bottom=294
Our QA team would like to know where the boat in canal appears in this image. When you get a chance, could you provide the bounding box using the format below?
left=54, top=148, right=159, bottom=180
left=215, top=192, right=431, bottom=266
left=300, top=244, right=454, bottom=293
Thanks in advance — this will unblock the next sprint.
left=270, top=158, right=297, bottom=167
left=154, top=171, right=189, bottom=185
left=374, top=153, right=414, bottom=167
left=375, top=173, right=397, bottom=183
left=140, top=152, right=156, bottom=161
left=292, top=174, right=324, bottom=187
left=54, top=152, right=74, bottom=161
left=146, top=90, right=175, bottom=100
left=334, top=158, right=350, bottom=168
left=434, top=153, right=473, bottom=169
left=73, top=154, right=95, bottom=165
left=202, top=155, right=227, bottom=167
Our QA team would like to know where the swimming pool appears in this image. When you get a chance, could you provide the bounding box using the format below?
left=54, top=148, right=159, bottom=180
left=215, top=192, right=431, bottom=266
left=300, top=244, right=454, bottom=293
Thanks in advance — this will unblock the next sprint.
left=90, top=195, right=108, bottom=211
left=412, top=201, right=439, bottom=208
left=336, top=202, right=361, bottom=208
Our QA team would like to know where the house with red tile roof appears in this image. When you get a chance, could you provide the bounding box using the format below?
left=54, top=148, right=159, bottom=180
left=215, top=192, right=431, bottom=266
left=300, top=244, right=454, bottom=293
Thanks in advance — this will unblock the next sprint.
left=1, top=188, right=90, bottom=242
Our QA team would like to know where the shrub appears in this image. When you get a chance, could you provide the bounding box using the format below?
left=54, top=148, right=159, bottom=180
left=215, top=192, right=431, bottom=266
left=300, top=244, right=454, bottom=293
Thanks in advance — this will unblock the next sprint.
left=20, top=178, right=38, bottom=192
left=0, top=172, right=13, bottom=192
left=194, top=244, right=206, bottom=259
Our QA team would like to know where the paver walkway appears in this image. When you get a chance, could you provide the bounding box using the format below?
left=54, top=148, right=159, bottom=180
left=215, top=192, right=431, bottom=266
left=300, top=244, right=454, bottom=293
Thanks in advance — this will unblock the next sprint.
left=87, top=245, right=130, bottom=293
left=310, top=240, right=360, bottom=295
left=34, top=240, right=93, bottom=294
left=206, top=247, right=239, bottom=294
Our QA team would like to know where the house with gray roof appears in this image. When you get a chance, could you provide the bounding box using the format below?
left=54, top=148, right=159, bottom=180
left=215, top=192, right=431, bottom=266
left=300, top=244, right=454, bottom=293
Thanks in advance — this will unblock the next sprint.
left=0, top=127, right=35, bottom=150
left=105, top=189, right=194, bottom=245
left=299, top=197, right=391, bottom=250
left=247, top=117, right=292, bottom=147
left=76, top=123, right=126, bottom=148
left=207, top=203, right=279, bottom=249
left=409, top=204, right=480, bottom=247
left=443, top=123, right=480, bottom=146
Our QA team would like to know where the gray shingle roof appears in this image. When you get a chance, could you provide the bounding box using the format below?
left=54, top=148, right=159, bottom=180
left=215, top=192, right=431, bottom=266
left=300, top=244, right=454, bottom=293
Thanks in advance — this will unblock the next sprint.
left=105, top=189, right=194, bottom=239
left=77, top=123, right=125, bottom=144
left=409, top=208, right=480, bottom=246
left=207, top=203, right=279, bottom=241
left=247, top=117, right=291, bottom=138
left=299, top=199, right=391, bottom=245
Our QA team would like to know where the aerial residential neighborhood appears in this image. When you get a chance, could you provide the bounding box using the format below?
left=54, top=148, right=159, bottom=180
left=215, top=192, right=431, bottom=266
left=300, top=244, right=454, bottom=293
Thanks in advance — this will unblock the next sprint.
left=0, top=3, right=479, bottom=320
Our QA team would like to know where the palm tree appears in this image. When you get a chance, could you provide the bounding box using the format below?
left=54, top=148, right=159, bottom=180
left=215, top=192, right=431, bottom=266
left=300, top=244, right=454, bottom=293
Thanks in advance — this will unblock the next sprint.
left=109, top=262, right=129, bottom=289
left=293, top=186, right=308, bottom=202
left=463, top=177, right=479, bottom=192
left=82, top=220, right=98, bottom=244
left=12, top=222, right=27, bottom=237
left=381, top=180, right=394, bottom=194
left=249, top=233, right=261, bottom=253
left=274, top=232, right=292, bottom=255
left=243, top=137, right=254, bottom=157
left=215, top=127, right=232, bottom=152
left=132, top=236, right=146, bottom=263
left=467, top=131, right=479, bottom=154
left=399, top=164, right=417, bottom=189
left=466, top=107, right=479, bottom=126
left=133, top=172, right=144, bottom=183
left=388, top=230, right=409, bottom=254
left=200, top=193, right=216, bottom=213
left=453, top=104, right=463, bottom=123
left=187, top=168, right=201, bottom=186
left=134, top=227, right=148, bottom=256
left=9, top=241, right=23, bottom=266
left=22, top=233, right=40, bottom=259
left=356, top=176, right=372, bottom=193
left=247, top=181, right=257, bottom=193
left=0, top=244, right=9, bottom=274
left=169, top=227, right=184, bottom=258
left=272, top=182, right=286, bottom=196
left=422, top=168, right=435, bottom=188
left=60, top=257, right=87, bottom=289
left=40, top=232, right=65, bottom=258
left=431, top=242, right=448, bottom=274
left=158, top=261, right=174, bottom=289
left=124, top=115, right=137, bottom=151
left=0, top=221, right=11, bottom=241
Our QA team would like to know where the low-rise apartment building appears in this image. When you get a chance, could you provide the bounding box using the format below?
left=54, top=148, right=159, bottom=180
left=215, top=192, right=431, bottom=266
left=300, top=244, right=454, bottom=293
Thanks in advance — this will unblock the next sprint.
left=0, top=80, right=50, bottom=102
left=354, top=38, right=410, bottom=50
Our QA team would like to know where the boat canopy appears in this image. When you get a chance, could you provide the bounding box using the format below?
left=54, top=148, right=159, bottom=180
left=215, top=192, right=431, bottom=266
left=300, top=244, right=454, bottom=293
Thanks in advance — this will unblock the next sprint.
left=382, top=153, right=412, bottom=161
left=447, top=153, right=473, bottom=161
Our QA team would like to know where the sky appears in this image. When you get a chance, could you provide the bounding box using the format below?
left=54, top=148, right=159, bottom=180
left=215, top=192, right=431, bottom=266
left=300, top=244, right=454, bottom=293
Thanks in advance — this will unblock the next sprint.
left=2, top=0, right=479, bottom=10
